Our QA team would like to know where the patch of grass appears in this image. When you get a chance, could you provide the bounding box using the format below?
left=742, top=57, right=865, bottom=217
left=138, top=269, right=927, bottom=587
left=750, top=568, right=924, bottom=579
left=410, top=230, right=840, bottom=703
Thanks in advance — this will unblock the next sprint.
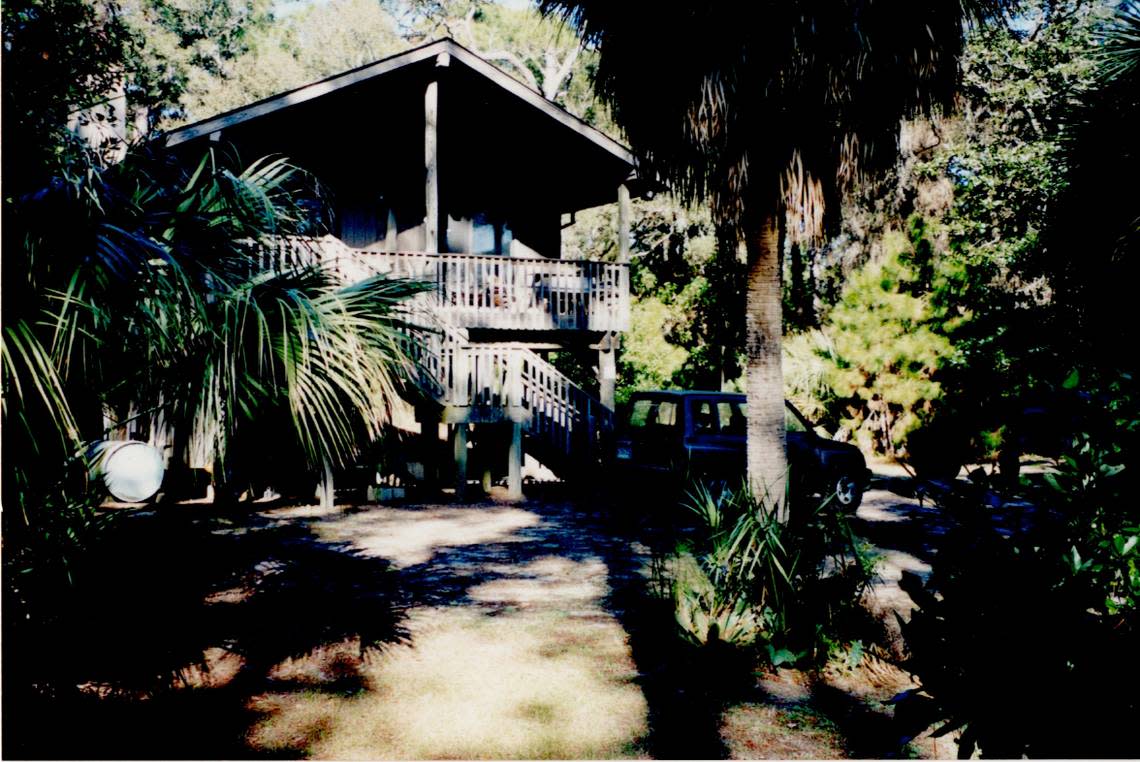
left=721, top=654, right=941, bottom=759
left=720, top=703, right=847, bottom=759
left=246, top=607, right=649, bottom=759
left=246, top=691, right=340, bottom=754
left=517, top=701, right=558, bottom=724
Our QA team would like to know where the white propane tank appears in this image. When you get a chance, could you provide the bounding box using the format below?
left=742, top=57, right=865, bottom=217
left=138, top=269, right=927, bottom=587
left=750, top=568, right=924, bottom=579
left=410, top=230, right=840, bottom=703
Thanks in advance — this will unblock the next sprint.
left=88, top=440, right=165, bottom=502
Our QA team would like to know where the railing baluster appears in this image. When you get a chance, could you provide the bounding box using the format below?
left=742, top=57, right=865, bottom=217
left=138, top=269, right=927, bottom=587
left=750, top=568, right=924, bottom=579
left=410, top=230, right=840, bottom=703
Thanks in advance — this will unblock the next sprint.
left=259, top=239, right=618, bottom=467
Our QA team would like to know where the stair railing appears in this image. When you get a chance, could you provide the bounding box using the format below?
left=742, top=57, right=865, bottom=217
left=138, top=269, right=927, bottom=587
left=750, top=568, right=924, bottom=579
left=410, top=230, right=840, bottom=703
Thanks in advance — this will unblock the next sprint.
left=269, top=235, right=615, bottom=468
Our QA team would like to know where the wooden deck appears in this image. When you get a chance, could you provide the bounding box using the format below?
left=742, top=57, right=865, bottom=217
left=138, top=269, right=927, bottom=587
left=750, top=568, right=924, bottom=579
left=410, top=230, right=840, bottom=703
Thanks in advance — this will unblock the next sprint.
left=271, top=237, right=630, bottom=333
left=260, top=236, right=620, bottom=475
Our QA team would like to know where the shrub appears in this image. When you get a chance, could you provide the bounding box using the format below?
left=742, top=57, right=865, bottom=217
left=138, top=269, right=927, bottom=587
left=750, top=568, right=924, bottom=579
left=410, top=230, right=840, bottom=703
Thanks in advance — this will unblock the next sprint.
left=818, top=220, right=963, bottom=455
left=663, top=483, right=876, bottom=665
left=783, top=329, right=837, bottom=429
left=894, top=373, right=1139, bottom=757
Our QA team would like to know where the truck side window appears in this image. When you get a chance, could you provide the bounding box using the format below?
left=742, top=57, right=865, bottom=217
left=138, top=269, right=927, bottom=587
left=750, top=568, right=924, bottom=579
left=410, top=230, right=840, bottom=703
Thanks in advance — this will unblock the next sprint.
left=629, top=399, right=654, bottom=428
left=719, top=402, right=746, bottom=435
left=692, top=401, right=717, bottom=433
left=656, top=401, right=678, bottom=428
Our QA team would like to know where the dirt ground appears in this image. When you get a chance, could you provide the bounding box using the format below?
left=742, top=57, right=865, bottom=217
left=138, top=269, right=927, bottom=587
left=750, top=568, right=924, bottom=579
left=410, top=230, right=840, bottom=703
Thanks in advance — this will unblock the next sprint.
left=239, top=486, right=948, bottom=759
left=6, top=469, right=975, bottom=760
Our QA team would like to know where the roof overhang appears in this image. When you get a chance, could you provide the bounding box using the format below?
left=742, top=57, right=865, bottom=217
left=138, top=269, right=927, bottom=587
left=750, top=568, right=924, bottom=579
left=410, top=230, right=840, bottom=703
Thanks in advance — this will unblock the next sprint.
left=164, top=38, right=637, bottom=173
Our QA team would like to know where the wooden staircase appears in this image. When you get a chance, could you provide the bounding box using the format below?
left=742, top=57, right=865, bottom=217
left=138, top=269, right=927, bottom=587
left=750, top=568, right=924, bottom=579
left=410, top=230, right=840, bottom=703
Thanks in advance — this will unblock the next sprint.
left=268, top=235, right=615, bottom=479
left=401, top=316, right=612, bottom=478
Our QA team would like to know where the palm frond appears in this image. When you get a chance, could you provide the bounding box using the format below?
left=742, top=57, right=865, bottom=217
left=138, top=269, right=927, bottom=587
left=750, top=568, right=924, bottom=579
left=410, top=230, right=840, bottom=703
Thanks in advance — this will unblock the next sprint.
left=541, top=0, right=1012, bottom=232
left=7, top=142, right=425, bottom=504
left=1095, top=1, right=1140, bottom=83
left=1, top=321, right=82, bottom=456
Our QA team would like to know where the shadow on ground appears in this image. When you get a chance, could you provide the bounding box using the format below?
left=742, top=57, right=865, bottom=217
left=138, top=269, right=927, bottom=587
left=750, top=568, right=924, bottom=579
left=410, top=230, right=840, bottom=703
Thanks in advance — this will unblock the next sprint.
left=250, top=487, right=738, bottom=759
left=2, top=503, right=409, bottom=760
left=6, top=480, right=945, bottom=760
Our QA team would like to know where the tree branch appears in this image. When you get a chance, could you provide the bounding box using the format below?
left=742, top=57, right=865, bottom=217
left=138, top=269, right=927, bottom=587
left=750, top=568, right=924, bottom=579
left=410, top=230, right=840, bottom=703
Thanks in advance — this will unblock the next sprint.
left=482, top=49, right=539, bottom=92
left=542, top=44, right=580, bottom=101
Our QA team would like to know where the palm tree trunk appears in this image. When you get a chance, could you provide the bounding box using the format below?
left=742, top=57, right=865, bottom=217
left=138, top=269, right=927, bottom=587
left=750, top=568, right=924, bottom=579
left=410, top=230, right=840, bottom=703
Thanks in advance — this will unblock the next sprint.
left=744, top=210, right=788, bottom=521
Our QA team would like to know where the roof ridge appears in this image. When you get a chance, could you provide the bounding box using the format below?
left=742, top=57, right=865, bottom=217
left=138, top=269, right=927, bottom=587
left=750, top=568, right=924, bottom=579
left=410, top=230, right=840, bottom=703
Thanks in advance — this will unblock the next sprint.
left=162, top=37, right=635, bottom=169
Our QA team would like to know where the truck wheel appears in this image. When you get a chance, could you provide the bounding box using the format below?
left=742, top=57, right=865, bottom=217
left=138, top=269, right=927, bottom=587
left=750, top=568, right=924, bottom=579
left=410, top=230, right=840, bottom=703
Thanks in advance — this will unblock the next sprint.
left=833, top=473, right=863, bottom=512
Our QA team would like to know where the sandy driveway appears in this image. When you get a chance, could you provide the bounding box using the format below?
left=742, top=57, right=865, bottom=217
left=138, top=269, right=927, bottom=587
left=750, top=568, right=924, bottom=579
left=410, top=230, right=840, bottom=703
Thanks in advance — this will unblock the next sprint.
left=246, top=494, right=656, bottom=759
left=12, top=468, right=1018, bottom=760
left=242, top=471, right=960, bottom=759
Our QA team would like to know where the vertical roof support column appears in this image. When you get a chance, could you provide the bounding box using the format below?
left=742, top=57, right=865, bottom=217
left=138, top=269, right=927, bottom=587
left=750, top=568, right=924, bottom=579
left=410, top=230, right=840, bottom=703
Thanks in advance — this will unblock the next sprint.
left=425, top=51, right=449, bottom=254
left=595, top=181, right=632, bottom=413
left=617, top=182, right=631, bottom=263
left=424, top=79, right=439, bottom=253
left=507, top=419, right=523, bottom=500
left=598, top=342, right=616, bottom=411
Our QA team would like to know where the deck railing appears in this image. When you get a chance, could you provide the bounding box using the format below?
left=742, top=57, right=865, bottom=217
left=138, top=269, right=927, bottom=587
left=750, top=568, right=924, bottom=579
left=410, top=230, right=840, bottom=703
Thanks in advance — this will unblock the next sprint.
left=371, top=251, right=629, bottom=332
left=261, top=236, right=617, bottom=467
left=271, top=236, right=630, bottom=333
left=403, top=319, right=612, bottom=466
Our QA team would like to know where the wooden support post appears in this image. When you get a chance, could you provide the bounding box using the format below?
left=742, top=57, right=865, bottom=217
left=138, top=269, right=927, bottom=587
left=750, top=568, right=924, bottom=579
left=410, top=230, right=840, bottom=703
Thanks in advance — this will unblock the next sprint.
left=424, top=78, right=440, bottom=253
left=617, top=183, right=631, bottom=263
left=509, top=350, right=523, bottom=410
left=586, top=397, right=597, bottom=466
left=507, top=420, right=523, bottom=500
left=417, top=417, right=439, bottom=494
left=316, top=457, right=334, bottom=510
left=452, top=423, right=468, bottom=499
left=598, top=337, right=616, bottom=411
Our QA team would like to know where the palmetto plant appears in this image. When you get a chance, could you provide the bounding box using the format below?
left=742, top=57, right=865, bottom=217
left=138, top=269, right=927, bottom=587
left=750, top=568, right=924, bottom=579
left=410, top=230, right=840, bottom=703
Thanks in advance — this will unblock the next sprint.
left=674, top=483, right=791, bottom=648
left=1044, top=0, right=1140, bottom=370
left=3, top=145, right=427, bottom=566
left=673, top=482, right=873, bottom=661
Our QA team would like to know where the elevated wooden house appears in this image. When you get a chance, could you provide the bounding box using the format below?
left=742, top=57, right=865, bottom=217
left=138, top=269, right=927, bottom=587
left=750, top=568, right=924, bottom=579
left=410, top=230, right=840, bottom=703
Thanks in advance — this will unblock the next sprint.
left=165, top=38, right=641, bottom=498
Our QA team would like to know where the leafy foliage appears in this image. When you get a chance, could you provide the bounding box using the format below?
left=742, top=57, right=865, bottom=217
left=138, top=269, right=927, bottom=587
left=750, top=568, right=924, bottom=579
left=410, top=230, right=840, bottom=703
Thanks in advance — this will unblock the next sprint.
left=152, top=0, right=405, bottom=125
left=152, top=0, right=618, bottom=133
left=662, top=484, right=875, bottom=665
left=119, top=0, right=276, bottom=126
left=785, top=1, right=1110, bottom=462
left=2, top=144, right=426, bottom=705
left=894, top=372, right=1139, bottom=758
left=807, top=218, right=964, bottom=454
left=616, top=296, right=690, bottom=405
left=1, top=0, right=140, bottom=190
left=1043, top=373, right=1140, bottom=616
left=603, top=200, right=744, bottom=400
left=781, top=330, right=837, bottom=429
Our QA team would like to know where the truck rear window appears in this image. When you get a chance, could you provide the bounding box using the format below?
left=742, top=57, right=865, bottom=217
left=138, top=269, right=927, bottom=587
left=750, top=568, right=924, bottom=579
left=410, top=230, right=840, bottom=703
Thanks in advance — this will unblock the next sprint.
left=628, top=399, right=678, bottom=429
left=719, top=401, right=747, bottom=435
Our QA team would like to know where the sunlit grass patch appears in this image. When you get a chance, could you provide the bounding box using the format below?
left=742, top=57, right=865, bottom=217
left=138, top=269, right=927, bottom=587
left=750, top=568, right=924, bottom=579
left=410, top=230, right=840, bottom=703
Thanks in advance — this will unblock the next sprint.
left=267, top=639, right=368, bottom=691
left=720, top=703, right=847, bottom=759
left=246, top=607, right=649, bottom=759
left=247, top=691, right=343, bottom=753
left=467, top=555, right=610, bottom=609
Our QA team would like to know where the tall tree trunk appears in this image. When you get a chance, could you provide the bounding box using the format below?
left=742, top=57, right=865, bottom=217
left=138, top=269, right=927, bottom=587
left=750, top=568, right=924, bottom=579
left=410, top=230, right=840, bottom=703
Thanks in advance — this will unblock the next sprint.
left=744, top=210, right=788, bottom=521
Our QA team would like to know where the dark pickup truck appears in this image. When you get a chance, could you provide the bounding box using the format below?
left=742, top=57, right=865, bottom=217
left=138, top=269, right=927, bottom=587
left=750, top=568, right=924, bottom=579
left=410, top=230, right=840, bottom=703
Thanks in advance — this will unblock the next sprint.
left=612, top=390, right=871, bottom=510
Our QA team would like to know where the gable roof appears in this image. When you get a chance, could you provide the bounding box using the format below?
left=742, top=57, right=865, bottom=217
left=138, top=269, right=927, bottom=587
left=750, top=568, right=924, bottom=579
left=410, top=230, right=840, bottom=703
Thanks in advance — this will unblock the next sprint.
left=163, top=38, right=636, bottom=171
